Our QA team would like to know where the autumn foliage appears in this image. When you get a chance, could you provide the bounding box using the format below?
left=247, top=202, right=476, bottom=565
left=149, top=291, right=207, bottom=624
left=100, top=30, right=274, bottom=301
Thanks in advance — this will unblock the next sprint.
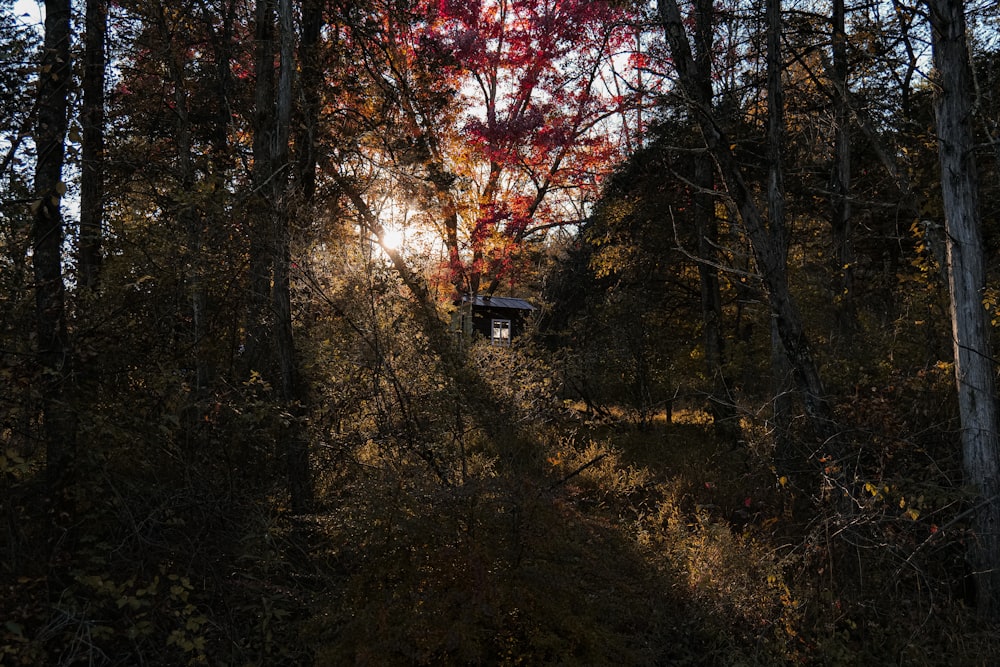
left=3, top=0, right=1000, bottom=664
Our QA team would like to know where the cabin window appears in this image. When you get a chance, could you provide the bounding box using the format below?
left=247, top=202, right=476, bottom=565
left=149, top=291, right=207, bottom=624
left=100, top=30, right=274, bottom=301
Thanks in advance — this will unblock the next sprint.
left=491, top=319, right=511, bottom=346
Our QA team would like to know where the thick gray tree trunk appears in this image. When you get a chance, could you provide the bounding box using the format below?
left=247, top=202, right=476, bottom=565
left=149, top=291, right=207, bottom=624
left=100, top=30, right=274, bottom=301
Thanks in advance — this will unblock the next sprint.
left=928, top=0, right=1000, bottom=618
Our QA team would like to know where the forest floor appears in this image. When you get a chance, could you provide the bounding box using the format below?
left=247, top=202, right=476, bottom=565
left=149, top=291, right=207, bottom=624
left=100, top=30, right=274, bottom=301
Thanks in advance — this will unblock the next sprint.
left=287, top=405, right=1000, bottom=665
left=5, top=406, right=998, bottom=665
left=276, top=412, right=828, bottom=665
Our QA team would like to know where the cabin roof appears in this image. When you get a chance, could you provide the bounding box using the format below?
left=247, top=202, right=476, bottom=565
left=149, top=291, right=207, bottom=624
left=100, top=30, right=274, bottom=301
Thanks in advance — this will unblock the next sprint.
left=461, top=295, right=536, bottom=311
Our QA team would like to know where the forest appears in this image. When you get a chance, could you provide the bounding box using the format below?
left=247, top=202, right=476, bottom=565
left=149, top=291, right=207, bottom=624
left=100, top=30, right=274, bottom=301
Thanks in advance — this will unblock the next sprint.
left=2, top=0, right=1000, bottom=663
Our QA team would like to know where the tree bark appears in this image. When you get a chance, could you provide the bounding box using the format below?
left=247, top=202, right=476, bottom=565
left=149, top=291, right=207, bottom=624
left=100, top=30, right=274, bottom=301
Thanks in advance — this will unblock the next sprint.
left=830, top=0, right=855, bottom=339
left=247, top=0, right=277, bottom=374
left=764, top=0, right=796, bottom=453
left=250, top=0, right=312, bottom=513
left=295, top=0, right=323, bottom=201
left=34, top=0, right=74, bottom=487
left=927, top=0, right=1000, bottom=618
left=690, top=0, right=734, bottom=437
left=78, top=0, right=106, bottom=290
left=276, top=0, right=311, bottom=513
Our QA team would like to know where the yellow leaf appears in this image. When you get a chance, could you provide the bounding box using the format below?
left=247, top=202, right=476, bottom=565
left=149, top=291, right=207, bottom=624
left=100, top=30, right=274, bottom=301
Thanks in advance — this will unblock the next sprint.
left=905, top=508, right=920, bottom=521
left=779, top=476, right=788, bottom=487
left=55, top=181, right=67, bottom=195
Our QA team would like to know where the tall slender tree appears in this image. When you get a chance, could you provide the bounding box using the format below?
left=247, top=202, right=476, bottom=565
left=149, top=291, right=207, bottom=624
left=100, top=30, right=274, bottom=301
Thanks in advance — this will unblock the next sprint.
left=689, top=0, right=734, bottom=435
left=829, top=0, right=854, bottom=336
left=249, top=0, right=312, bottom=512
left=764, top=0, right=797, bottom=452
left=657, top=0, right=832, bottom=442
left=34, top=0, right=74, bottom=486
left=247, top=0, right=277, bottom=373
left=78, top=0, right=107, bottom=289
left=295, top=0, right=323, bottom=201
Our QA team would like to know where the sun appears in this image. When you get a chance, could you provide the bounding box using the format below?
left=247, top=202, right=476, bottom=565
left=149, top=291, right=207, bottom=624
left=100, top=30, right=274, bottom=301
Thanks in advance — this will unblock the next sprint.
left=381, top=228, right=404, bottom=251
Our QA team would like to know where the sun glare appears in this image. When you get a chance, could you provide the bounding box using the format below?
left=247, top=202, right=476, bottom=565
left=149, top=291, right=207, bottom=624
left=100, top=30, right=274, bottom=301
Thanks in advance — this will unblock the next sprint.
left=381, top=228, right=404, bottom=251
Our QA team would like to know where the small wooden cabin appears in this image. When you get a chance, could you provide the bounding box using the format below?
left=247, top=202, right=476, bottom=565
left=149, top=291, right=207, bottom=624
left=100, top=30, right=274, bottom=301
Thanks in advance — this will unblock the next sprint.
left=453, top=295, right=535, bottom=346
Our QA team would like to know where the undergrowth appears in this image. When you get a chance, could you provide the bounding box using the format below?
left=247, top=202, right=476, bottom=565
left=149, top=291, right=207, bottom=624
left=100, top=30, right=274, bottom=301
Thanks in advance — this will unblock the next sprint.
left=5, top=336, right=999, bottom=665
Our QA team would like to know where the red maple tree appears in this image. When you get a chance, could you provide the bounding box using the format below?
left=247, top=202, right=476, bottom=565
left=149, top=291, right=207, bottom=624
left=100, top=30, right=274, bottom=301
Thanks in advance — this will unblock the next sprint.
left=331, top=0, right=637, bottom=298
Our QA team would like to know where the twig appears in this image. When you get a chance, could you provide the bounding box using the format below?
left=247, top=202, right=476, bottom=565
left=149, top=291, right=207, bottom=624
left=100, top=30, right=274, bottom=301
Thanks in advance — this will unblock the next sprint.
left=550, top=453, right=608, bottom=489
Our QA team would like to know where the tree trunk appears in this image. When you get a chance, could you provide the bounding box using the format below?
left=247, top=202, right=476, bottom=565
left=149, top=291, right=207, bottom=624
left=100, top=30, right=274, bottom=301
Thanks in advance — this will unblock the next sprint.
left=78, top=0, right=106, bottom=290
left=250, top=0, right=312, bottom=512
left=830, top=0, right=855, bottom=340
left=276, top=0, right=311, bottom=513
left=295, top=0, right=323, bottom=201
left=34, top=0, right=74, bottom=487
left=247, top=0, right=276, bottom=376
left=764, top=0, right=796, bottom=455
left=691, top=0, right=734, bottom=437
left=928, top=0, right=1000, bottom=619
left=657, top=0, right=833, bottom=441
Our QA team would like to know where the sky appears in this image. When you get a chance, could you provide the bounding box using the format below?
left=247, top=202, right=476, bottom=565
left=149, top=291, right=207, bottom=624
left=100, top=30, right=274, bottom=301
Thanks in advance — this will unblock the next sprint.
left=11, top=0, right=41, bottom=31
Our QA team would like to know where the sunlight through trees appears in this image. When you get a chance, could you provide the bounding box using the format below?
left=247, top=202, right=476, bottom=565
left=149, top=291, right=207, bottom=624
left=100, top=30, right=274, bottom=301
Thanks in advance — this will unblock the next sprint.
left=2, top=0, right=1000, bottom=662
